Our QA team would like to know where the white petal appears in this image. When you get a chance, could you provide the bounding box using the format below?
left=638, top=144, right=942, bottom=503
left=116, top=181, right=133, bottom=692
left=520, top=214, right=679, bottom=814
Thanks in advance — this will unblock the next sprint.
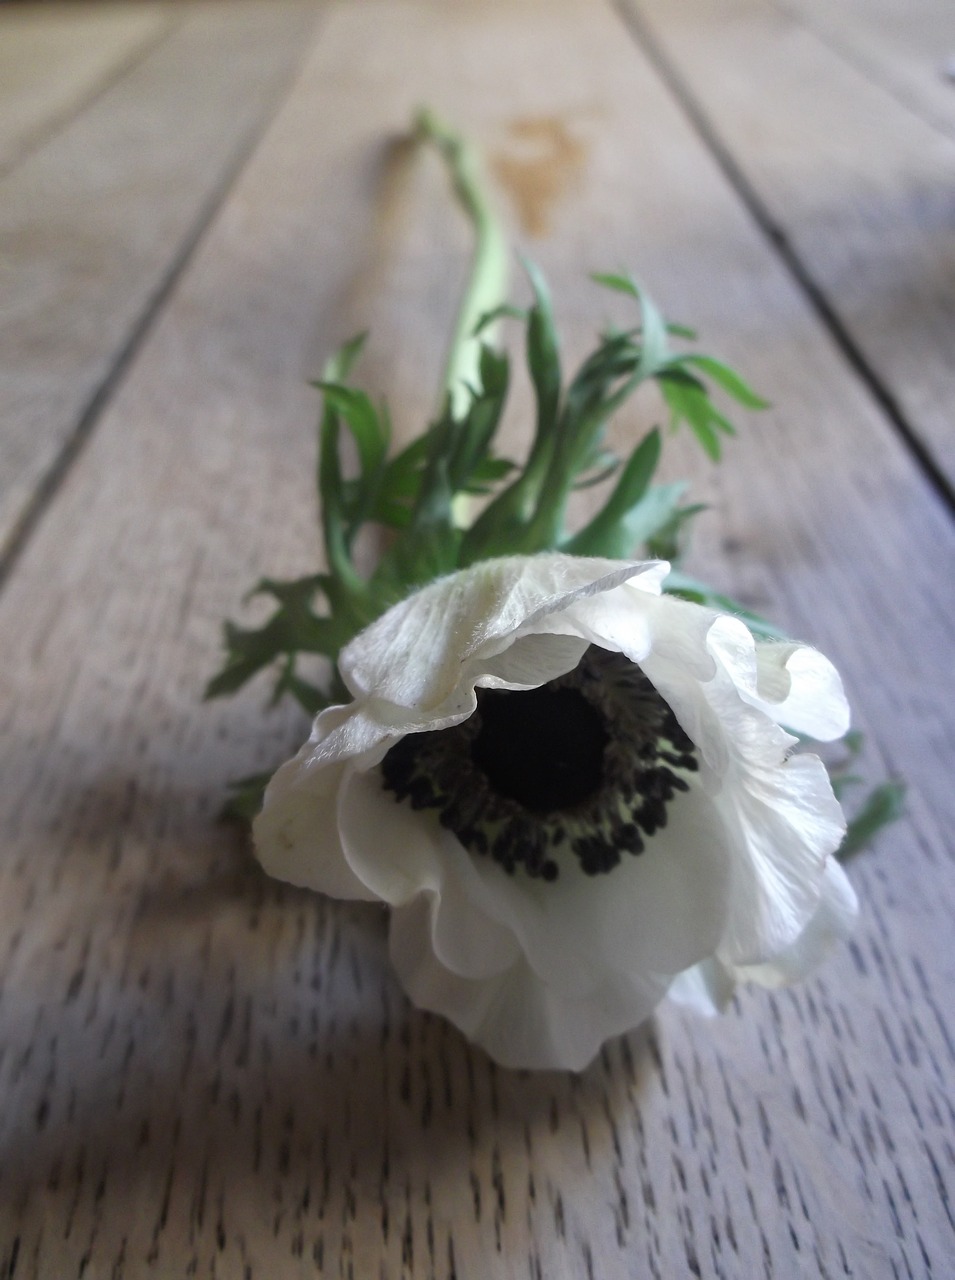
left=339, top=555, right=667, bottom=717
left=337, top=769, right=522, bottom=978
left=475, top=632, right=590, bottom=690
left=481, top=781, right=733, bottom=983
left=338, top=768, right=605, bottom=997
left=699, top=615, right=850, bottom=742
left=389, top=896, right=668, bottom=1071
left=667, top=958, right=737, bottom=1016
left=751, top=643, right=850, bottom=740
left=352, top=773, right=732, bottom=999
left=715, top=752, right=847, bottom=965
left=670, top=860, right=858, bottom=1010
left=638, top=598, right=732, bottom=776
left=637, top=602, right=847, bottom=965
left=732, top=858, right=858, bottom=987
left=254, top=764, right=376, bottom=901
left=253, top=703, right=398, bottom=898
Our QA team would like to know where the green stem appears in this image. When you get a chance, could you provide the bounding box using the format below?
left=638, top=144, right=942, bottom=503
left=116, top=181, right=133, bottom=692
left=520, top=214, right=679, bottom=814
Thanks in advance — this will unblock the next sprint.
left=414, top=107, right=509, bottom=416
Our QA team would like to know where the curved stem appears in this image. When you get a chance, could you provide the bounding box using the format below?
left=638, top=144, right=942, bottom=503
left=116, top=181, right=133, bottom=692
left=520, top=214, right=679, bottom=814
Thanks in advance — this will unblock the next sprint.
left=414, top=107, right=509, bottom=415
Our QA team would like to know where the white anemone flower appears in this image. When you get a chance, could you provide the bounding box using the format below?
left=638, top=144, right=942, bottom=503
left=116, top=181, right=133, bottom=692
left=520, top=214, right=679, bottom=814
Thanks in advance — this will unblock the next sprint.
left=254, top=554, right=856, bottom=1071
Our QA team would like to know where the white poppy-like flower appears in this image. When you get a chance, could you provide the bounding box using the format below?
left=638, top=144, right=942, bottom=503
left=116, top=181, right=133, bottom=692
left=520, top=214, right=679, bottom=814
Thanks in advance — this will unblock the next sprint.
left=254, top=554, right=855, bottom=1071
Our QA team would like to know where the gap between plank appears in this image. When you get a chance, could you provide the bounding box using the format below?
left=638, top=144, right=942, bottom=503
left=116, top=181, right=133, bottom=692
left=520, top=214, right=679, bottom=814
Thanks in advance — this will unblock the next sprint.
left=614, top=0, right=955, bottom=520
left=0, top=11, right=322, bottom=595
left=0, top=9, right=183, bottom=183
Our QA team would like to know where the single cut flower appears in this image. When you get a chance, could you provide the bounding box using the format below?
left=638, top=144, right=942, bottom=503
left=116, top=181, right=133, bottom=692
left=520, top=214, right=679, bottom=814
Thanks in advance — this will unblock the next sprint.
left=254, top=554, right=855, bottom=1070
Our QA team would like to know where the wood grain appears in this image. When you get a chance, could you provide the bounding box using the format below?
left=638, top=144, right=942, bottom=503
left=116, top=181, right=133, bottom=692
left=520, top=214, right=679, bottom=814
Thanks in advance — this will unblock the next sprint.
left=779, top=0, right=955, bottom=139
left=622, top=0, right=955, bottom=499
left=0, top=2, right=174, bottom=176
left=0, top=1, right=952, bottom=1276
left=0, top=0, right=318, bottom=570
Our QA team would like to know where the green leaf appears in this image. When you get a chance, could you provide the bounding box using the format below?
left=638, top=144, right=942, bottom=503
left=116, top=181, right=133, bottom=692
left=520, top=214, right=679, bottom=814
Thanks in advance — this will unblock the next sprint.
left=662, top=571, right=787, bottom=639
left=458, top=264, right=563, bottom=562
left=204, top=576, right=346, bottom=701
left=614, top=429, right=661, bottom=502
left=479, top=342, right=509, bottom=397
left=562, top=331, right=638, bottom=422
left=634, top=285, right=669, bottom=381
left=572, top=449, right=620, bottom=490
left=709, top=404, right=738, bottom=438
left=313, top=383, right=388, bottom=474
left=592, top=272, right=669, bottom=378
left=591, top=271, right=641, bottom=297
left=374, top=434, right=430, bottom=511
left=680, top=354, right=769, bottom=409
left=646, top=501, right=707, bottom=561
left=838, top=782, right=906, bottom=861
left=463, top=455, right=516, bottom=491
left=270, top=656, right=331, bottom=715
left=220, top=771, right=273, bottom=824
left=562, top=429, right=662, bottom=557
left=524, top=259, right=562, bottom=436
left=446, top=346, right=510, bottom=490
left=316, top=374, right=353, bottom=584
left=564, top=478, right=685, bottom=560
left=326, top=331, right=368, bottom=381
left=473, top=303, right=524, bottom=335
left=841, top=730, right=865, bottom=758
left=659, top=374, right=723, bottom=460
left=830, top=773, right=864, bottom=802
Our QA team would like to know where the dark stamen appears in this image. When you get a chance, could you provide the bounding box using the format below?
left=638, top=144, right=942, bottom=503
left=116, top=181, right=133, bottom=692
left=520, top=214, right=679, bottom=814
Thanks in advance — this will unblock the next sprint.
left=380, top=646, right=697, bottom=881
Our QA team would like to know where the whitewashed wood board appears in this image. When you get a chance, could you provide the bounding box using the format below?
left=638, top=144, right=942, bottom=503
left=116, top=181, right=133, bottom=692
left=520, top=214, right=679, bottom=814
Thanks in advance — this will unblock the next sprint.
left=624, top=0, right=955, bottom=499
left=0, top=0, right=318, bottom=566
left=780, top=0, right=955, bottom=139
left=0, top=1, right=952, bottom=1276
left=0, top=2, right=175, bottom=176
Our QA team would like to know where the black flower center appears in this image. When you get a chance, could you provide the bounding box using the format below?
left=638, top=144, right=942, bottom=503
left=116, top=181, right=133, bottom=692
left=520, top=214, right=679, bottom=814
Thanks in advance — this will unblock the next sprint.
left=380, top=646, right=698, bottom=881
left=470, top=684, right=608, bottom=812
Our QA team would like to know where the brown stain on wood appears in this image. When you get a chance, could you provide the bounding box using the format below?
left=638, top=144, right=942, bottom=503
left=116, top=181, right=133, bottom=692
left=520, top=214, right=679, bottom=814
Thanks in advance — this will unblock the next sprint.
left=492, top=115, right=586, bottom=237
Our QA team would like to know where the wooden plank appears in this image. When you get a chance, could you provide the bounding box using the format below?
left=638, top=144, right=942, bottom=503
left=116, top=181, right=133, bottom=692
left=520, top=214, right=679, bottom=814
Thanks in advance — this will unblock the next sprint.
left=0, top=0, right=318, bottom=569
left=778, top=0, right=955, bottom=138
left=0, top=0, right=952, bottom=1276
left=0, top=3, right=175, bottom=177
left=621, top=0, right=955, bottom=499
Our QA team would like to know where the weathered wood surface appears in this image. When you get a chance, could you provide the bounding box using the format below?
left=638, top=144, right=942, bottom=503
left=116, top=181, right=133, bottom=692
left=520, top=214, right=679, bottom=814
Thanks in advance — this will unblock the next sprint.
left=622, top=0, right=955, bottom=500
left=0, top=0, right=318, bottom=568
left=781, top=0, right=955, bottom=137
left=1, top=1, right=953, bottom=1277
left=0, top=2, right=173, bottom=176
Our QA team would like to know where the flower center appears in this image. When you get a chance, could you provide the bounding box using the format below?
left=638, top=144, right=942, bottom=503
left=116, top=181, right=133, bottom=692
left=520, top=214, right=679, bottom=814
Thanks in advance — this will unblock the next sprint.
left=470, top=684, right=608, bottom=812
left=380, top=646, right=698, bottom=880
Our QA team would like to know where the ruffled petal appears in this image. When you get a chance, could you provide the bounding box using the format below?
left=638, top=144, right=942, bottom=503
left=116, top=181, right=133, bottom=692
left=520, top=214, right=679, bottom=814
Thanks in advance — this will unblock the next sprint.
left=705, top=617, right=850, bottom=742
left=714, top=752, right=847, bottom=965
left=254, top=703, right=398, bottom=899
left=751, top=643, right=850, bottom=741
left=638, top=605, right=847, bottom=965
left=347, top=773, right=732, bottom=1001
left=475, top=632, right=590, bottom=691
left=667, top=958, right=736, bottom=1016
left=389, top=896, right=668, bottom=1071
left=731, top=858, right=858, bottom=987
left=337, top=769, right=521, bottom=978
left=254, top=767, right=375, bottom=902
left=470, top=780, right=733, bottom=984
left=670, top=859, right=858, bottom=1011
left=339, top=555, right=667, bottom=717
